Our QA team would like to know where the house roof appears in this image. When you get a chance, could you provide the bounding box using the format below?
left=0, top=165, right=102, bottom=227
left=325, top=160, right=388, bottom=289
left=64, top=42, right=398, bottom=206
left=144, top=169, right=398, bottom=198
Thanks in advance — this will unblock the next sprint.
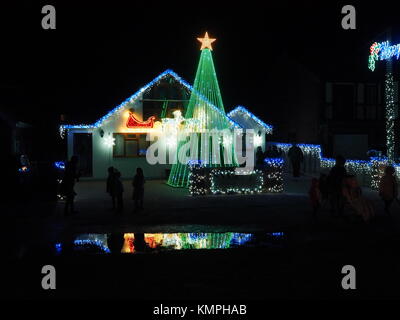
left=227, top=106, right=273, bottom=134
left=61, top=69, right=242, bottom=131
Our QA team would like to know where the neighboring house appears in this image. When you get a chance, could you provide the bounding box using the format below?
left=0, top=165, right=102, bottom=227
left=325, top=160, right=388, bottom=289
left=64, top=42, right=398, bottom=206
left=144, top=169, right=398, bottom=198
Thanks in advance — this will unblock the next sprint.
left=0, top=110, right=32, bottom=160
left=61, top=70, right=273, bottom=180
left=322, top=81, right=390, bottom=159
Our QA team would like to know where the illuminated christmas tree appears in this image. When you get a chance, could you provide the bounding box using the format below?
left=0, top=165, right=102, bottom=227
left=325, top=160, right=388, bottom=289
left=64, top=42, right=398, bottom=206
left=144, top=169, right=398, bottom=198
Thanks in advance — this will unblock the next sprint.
left=167, top=32, right=238, bottom=187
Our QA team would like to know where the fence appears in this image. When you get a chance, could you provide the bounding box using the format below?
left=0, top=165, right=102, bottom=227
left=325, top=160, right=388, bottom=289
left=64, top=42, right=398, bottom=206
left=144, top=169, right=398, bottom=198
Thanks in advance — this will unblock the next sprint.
left=267, top=142, right=396, bottom=189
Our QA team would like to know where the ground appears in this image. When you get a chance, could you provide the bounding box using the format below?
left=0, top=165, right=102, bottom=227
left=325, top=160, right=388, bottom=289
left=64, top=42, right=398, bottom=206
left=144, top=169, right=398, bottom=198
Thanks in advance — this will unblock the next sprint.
left=3, top=173, right=400, bottom=300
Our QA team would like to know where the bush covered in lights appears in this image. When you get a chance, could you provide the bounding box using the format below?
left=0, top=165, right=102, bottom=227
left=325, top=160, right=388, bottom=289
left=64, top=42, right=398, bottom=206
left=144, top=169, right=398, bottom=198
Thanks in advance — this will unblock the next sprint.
left=188, top=160, right=210, bottom=195
left=210, top=168, right=263, bottom=195
left=188, top=158, right=284, bottom=195
left=263, top=158, right=284, bottom=193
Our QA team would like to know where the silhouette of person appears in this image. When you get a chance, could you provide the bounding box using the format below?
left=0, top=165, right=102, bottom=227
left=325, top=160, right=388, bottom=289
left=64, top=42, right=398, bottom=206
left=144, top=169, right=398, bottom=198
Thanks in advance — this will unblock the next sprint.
left=379, top=165, right=398, bottom=215
left=134, top=233, right=146, bottom=252
left=271, top=145, right=280, bottom=158
left=309, top=178, right=321, bottom=220
left=114, top=170, right=124, bottom=214
left=265, top=146, right=273, bottom=158
left=108, top=233, right=124, bottom=255
left=106, top=166, right=116, bottom=209
left=327, top=155, right=347, bottom=217
left=256, top=146, right=265, bottom=167
left=62, top=156, right=80, bottom=216
left=288, top=143, right=304, bottom=178
left=132, top=168, right=145, bottom=212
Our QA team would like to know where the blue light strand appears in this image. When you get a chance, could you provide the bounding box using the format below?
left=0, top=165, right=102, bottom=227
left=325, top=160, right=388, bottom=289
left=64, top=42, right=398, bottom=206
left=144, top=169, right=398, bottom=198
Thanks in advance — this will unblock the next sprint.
left=270, top=142, right=400, bottom=182
left=227, top=106, right=273, bottom=133
left=60, top=69, right=241, bottom=133
left=54, top=161, right=65, bottom=170
left=73, top=239, right=111, bottom=253
left=231, top=233, right=254, bottom=245
left=264, top=157, right=284, bottom=165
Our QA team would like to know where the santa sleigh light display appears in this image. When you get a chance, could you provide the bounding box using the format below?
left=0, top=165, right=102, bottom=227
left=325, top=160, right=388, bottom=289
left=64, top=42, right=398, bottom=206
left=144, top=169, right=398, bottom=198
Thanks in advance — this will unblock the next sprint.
left=126, top=112, right=156, bottom=128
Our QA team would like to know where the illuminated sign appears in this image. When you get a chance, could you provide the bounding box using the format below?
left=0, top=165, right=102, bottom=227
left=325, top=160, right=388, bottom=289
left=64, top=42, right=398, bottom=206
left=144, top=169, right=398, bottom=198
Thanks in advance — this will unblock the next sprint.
left=369, top=41, right=400, bottom=71
left=126, top=112, right=156, bottom=128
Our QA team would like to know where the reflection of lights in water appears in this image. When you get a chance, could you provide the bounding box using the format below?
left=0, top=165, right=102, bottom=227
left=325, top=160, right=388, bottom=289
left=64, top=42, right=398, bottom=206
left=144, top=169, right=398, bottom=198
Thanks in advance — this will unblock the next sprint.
left=18, top=166, right=29, bottom=173
left=270, top=232, right=284, bottom=237
left=55, top=243, right=62, bottom=254
left=74, top=240, right=111, bottom=253
left=188, top=233, right=207, bottom=242
left=231, top=233, right=254, bottom=246
left=121, top=233, right=135, bottom=253
left=74, top=234, right=111, bottom=253
left=64, top=232, right=285, bottom=254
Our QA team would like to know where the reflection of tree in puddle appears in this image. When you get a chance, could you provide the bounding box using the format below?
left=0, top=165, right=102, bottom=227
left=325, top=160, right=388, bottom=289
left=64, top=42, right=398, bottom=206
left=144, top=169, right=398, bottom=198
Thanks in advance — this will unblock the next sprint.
left=66, top=232, right=281, bottom=254
left=143, top=233, right=236, bottom=250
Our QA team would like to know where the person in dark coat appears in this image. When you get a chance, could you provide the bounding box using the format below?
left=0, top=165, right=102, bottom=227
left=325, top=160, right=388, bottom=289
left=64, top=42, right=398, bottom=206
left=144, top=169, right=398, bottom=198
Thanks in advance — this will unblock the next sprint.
left=61, top=156, right=80, bottom=216
left=106, top=166, right=116, bottom=210
left=327, top=155, right=347, bottom=217
left=379, top=165, right=398, bottom=215
left=288, top=144, right=304, bottom=177
left=264, top=146, right=273, bottom=158
left=256, top=146, right=265, bottom=168
left=132, top=168, right=145, bottom=211
left=271, top=145, right=280, bottom=158
left=309, top=178, right=321, bottom=219
left=112, top=170, right=124, bottom=214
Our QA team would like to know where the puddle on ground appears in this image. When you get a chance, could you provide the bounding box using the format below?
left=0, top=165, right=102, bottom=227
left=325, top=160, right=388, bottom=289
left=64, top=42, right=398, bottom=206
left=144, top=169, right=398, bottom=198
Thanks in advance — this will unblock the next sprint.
left=55, top=232, right=285, bottom=255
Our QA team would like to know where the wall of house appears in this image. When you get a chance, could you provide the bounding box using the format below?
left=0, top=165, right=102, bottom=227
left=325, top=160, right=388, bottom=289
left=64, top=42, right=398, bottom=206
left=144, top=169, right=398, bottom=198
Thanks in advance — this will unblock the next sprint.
left=323, top=81, right=387, bottom=158
left=68, top=94, right=172, bottom=180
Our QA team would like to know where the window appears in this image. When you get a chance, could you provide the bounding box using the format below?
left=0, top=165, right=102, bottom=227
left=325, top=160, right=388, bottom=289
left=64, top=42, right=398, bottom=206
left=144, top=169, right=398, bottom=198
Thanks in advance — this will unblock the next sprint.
left=365, top=105, right=377, bottom=119
left=332, top=84, right=354, bottom=120
left=113, top=133, right=150, bottom=158
left=365, top=85, right=377, bottom=105
left=356, top=105, right=364, bottom=120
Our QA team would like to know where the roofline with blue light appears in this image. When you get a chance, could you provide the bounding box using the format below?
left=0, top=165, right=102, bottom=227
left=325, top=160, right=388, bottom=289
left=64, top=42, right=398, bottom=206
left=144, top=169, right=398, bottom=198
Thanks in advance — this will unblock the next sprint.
left=227, top=106, right=273, bottom=133
left=60, top=69, right=241, bottom=131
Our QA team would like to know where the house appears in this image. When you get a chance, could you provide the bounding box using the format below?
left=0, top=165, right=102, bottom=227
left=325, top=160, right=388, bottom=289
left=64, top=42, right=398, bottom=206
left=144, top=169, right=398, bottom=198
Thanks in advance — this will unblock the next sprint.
left=61, top=70, right=273, bottom=180
left=227, top=106, right=273, bottom=152
left=322, top=80, right=390, bottom=159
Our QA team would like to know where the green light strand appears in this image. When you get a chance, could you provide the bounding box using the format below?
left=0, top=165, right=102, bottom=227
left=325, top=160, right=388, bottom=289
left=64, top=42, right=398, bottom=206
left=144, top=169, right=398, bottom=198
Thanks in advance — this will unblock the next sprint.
left=168, top=48, right=238, bottom=187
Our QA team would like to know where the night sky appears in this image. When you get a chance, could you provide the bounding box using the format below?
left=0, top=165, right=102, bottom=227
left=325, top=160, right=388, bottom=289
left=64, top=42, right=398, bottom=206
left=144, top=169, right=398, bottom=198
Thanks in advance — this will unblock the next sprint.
left=0, top=1, right=399, bottom=135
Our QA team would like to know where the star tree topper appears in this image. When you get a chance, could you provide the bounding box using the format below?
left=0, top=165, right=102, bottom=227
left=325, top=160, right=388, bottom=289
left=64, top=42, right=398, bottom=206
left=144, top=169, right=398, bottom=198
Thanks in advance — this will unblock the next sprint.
left=197, top=32, right=216, bottom=50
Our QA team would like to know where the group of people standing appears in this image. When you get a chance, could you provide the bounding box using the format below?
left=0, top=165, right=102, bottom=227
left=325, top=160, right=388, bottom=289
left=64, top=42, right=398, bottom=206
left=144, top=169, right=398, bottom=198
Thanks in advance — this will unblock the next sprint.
left=309, top=155, right=398, bottom=222
left=255, top=145, right=284, bottom=167
left=61, top=156, right=145, bottom=216
left=106, top=167, right=145, bottom=214
left=257, top=143, right=305, bottom=178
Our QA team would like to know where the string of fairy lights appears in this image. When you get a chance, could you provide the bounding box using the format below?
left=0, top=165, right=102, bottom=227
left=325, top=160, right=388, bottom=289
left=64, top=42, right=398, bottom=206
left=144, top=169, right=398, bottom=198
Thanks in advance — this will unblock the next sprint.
left=385, top=73, right=396, bottom=162
left=269, top=142, right=400, bottom=189
left=227, top=106, right=273, bottom=134
left=209, top=169, right=264, bottom=195
left=59, top=69, right=241, bottom=138
left=368, top=40, right=398, bottom=163
left=263, top=158, right=284, bottom=193
left=187, top=159, right=283, bottom=195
